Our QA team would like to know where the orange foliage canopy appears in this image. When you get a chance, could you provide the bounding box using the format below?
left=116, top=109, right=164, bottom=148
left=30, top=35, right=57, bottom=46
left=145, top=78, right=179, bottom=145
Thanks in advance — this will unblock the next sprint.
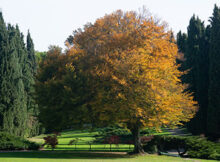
left=66, top=10, right=197, bottom=130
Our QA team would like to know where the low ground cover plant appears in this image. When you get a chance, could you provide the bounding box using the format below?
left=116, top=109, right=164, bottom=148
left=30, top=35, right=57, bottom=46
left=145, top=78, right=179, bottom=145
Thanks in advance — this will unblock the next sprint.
left=0, top=132, right=40, bottom=150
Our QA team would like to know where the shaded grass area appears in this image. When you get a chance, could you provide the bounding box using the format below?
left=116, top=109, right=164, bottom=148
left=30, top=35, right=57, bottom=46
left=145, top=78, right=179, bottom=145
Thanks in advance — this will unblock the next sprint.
left=0, top=151, right=127, bottom=159
left=0, top=151, right=218, bottom=162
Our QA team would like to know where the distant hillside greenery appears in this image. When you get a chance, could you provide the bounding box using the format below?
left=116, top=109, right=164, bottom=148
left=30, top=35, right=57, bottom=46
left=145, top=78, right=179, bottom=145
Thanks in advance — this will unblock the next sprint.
left=177, top=4, right=220, bottom=139
left=0, top=12, right=40, bottom=137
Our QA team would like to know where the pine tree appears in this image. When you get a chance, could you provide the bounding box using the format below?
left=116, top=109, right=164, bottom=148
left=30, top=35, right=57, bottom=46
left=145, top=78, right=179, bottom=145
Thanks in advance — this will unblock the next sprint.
left=208, top=4, right=220, bottom=138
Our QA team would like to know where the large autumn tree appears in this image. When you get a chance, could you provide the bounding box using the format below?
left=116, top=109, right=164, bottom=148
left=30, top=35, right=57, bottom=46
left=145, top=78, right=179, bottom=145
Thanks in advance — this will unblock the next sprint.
left=36, top=9, right=197, bottom=153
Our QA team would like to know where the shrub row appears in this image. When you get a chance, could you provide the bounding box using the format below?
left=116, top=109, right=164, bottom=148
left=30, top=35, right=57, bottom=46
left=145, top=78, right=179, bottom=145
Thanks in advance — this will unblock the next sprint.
left=0, top=132, right=40, bottom=150
left=96, top=126, right=131, bottom=137
left=96, top=126, right=155, bottom=137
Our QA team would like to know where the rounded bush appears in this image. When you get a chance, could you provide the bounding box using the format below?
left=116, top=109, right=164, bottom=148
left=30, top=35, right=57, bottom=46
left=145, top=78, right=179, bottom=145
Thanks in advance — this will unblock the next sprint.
left=149, top=135, right=220, bottom=160
left=0, top=132, right=40, bottom=150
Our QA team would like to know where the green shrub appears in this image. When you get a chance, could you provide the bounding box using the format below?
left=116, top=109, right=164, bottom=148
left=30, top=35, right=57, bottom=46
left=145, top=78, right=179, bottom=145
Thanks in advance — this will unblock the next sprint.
left=97, top=126, right=131, bottom=137
left=23, top=140, right=40, bottom=150
left=143, top=138, right=158, bottom=154
left=153, top=135, right=186, bottom=151
left=185, top=136, right=218, bottom=159
left=150, top=135, right=219, bottom=160
left=95, top=126, right=132, bottom=144
left=0, top=132, right=40, bottom=150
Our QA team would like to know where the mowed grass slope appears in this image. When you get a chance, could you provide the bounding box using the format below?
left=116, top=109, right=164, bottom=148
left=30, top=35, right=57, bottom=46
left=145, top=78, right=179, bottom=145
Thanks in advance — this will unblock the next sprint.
left=0, top=129, right=218, bottom=162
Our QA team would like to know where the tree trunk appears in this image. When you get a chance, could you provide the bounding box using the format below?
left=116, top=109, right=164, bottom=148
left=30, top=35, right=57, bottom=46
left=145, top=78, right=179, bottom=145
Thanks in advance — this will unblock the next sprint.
left=131, top=126, right=145, bottom=154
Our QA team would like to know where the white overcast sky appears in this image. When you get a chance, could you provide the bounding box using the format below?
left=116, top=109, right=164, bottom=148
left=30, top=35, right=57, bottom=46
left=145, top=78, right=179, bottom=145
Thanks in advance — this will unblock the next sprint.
left=1, top=0, right=220, bottom=51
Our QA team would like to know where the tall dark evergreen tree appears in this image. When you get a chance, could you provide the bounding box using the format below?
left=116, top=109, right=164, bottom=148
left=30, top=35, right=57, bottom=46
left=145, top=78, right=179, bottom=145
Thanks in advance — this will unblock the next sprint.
left=7, top=25, right=28, bottom=136
left=0, top=22, right=28, bottom=136
left=208, top=4, right=220, bottom=138
left=0, top=12, right=39, bottom=137
left=25, top=31, right=40, bottom=136
left=177, top=31, right=187, bottom=53
left=176, top=31, right=187, bottom=71
left=27, top=31, right=37, bottom=74
left=196, top=24, right=210, bottom=135
left=177, top=15, right=209, bottom=135
left=0, top=12, right=10, bottom=129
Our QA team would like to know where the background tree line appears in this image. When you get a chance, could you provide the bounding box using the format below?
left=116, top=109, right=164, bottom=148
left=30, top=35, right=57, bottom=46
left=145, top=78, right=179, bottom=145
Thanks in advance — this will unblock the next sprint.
left=0, top=12, right=40, bottom=137
left=177, top=4, right=220, bottom=139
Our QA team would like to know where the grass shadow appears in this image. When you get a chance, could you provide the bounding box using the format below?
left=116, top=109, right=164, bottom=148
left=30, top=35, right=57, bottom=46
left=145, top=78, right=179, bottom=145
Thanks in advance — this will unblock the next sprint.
left=0, top=151, right=132, bottom=160
left=58, top=135, right=95, bottom=138
left=53, top=148, right=132, bottom=151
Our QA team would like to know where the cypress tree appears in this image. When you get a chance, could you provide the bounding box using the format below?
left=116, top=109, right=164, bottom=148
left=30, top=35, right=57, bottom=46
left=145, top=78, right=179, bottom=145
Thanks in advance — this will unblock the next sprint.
left=0, top=12, right=39, bottom=137
left=0, top=11, right=10, bottom=128
left=27, top=31, right=37, bottom=74
left=25, top=31, right=39, bottom=136
left=176, top=31, right=187, bottom=71
left=177, top=15, right=209, bottom=135
left=177, top=31, right=187, bottom=53
left=185, top=15, right=204, bottom=93
left=208, top=4, right=220, bottom=138
left=2, top=24, right=28, bottom=136
left=196, top=25, right=210, bottom=135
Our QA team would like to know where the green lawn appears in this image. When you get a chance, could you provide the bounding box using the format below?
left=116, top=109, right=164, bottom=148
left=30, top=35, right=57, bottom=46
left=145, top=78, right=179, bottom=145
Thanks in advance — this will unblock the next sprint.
left=0, top=152, right=219, bottom=162
left=0, top=129, right=218, bottom=162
